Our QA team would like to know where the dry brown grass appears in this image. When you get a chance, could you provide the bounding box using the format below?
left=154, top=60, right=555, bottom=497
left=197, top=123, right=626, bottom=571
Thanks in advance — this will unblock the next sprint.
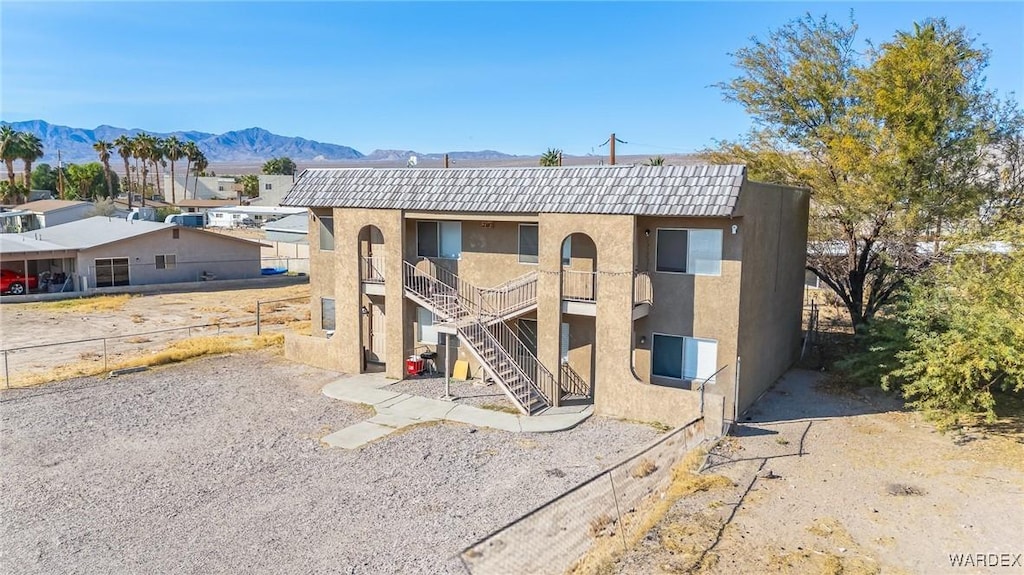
left=4, top=334, right=284, bottom=388
left=480, top=403, right=520, bottom=415
left=28, top=294, right=136, bottom=313
left=630, top=458, right=658, bottom=479
left=568, top=448, right=733, bottom=575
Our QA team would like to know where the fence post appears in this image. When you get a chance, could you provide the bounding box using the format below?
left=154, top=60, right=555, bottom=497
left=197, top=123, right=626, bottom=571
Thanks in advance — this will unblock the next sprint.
left=103, top=339, right=108, bottom=372
left=4, top=349, right=9, bottom=389
left=256, top=301, right=261, bottom=335
left=607, top=472, right=629, bottom=554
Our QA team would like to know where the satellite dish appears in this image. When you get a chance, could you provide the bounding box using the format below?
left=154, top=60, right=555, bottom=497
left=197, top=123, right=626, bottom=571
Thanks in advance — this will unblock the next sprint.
left=407, top=155, right=418, bottom=168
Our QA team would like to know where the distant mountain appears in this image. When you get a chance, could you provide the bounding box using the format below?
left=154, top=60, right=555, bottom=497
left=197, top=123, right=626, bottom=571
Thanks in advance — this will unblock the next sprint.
left=362, top=149, right=517, bottom=162
left=0, top=120, right=364, bottom=163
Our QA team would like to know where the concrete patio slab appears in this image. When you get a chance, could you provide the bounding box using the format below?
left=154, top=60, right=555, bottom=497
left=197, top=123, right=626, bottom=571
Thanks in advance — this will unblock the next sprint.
left=519, top=407, right=594, bottom=433
left=379, top=395, right=459, bottom=421
left=321, top=421, right=397, bottom=449
left=444, top=404, right=522, bottom=432
left=322, top=381, right=403, bottom=406
left=368, top=413, right=427, bottom=428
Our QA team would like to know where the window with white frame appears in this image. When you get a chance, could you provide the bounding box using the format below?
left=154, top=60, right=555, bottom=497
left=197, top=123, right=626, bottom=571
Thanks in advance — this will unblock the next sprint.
left=655, top=229, right=722, bottom=275
left=155, top=254, right=176, bottom=270
left=319, top=215, right=335, bottom=251
left=417, top=221, right=461, bottom=259
left=417, top=306, right=438, bottom=344
left=651, top=334, right=718, bottom=382
left=321, top=298, right=335, bottom=331
left=518, top=224, right=539, bottom=263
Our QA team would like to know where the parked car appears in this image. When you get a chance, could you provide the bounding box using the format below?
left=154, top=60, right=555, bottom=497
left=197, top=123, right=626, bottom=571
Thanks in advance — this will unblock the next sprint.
left=1, top=269, right=38, bottom=295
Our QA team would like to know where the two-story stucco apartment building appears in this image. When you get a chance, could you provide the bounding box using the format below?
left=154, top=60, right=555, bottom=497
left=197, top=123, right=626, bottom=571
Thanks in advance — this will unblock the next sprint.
left=281, top=164, right=808, bottom=429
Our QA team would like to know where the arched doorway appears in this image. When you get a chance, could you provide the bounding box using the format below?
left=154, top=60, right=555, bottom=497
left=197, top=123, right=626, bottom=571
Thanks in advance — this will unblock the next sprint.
left=357, top=225, right=386, bottom=372
left=558, top=233, right=597, bottom=401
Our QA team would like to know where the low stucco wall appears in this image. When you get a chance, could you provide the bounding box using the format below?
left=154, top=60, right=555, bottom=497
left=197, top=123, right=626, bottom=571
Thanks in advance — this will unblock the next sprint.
left=595, top=377, right=725, bottom=432
left=284, top=333, right=345, bottom=373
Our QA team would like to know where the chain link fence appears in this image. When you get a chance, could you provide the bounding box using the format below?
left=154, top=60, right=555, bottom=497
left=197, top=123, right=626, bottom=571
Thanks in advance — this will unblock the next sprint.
left=460, top=417, right=710, bottom=575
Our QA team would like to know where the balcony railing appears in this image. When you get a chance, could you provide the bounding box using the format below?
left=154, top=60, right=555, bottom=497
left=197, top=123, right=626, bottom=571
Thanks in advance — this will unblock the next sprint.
left=561, top=270, right=597, bottom=302
left=360, top=256, right=385, bottom=283
left=633, top=271, right=652, bottom=306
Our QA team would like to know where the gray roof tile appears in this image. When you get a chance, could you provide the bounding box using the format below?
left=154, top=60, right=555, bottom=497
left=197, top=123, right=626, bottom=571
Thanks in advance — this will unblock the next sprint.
left=281, top=164, right=746, bottom=217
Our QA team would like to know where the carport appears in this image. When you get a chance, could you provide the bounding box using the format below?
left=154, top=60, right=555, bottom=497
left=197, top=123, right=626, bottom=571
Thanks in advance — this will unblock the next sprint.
left=0, top=235, right=79, bottom=293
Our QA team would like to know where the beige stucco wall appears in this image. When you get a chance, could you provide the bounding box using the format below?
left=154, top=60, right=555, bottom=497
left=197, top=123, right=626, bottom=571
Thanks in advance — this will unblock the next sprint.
left=733, top=182, right=810, bottom=419
left=77, top=227, right=262, bottom=288
left=631, top=216, right=743, bottom=418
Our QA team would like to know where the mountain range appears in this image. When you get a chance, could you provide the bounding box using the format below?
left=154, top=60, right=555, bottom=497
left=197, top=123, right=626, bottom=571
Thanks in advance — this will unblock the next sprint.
left=0, top=120, right=518, bottom=164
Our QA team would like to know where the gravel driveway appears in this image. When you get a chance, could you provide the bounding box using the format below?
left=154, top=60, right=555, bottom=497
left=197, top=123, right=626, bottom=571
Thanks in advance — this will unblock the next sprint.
left=0, top=350, right=658, bottom=574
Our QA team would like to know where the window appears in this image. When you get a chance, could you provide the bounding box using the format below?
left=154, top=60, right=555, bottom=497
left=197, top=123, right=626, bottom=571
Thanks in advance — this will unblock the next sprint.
left=218, top=185, right=224, bottom=191
left=321, top=298, right=335, bottom=331
left=417, top=221, right=461, bottom=259
left=155, top=254, right=176, bottom=270
left=94, top=258, right=130, bottom=287
left=172, top=228, right=180, bottom=239
left=651, top=334, right=718, bottom=382
left=656, top=229, right=722, bottom=275
left=562, top=237, right=572, bottom=266
left=319, top=215, right=335, bottom=251
left=561, top=322, right=570, bottom=362
left=264, top=183, right=272, bottom=190
left=417, top=306, right=437, bottom=344
left=518, top=224, right=539, bottom=264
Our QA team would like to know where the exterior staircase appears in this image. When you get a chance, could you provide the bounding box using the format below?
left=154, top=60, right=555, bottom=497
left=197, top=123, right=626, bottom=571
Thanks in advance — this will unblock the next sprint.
left=403, top=260, right=555, bottom=414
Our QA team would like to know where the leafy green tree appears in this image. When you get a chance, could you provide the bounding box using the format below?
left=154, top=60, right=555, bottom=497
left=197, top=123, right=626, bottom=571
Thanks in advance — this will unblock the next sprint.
left=65, top=162, right=107, bottom=200
left=30, top=163, right=59, bottom=192
left=840, top=221, right=1024, bottom=424
left=261, top=157, right=296, bottom=175
left=704, top=15, right=1014, bottom=327
left=237, top=174, right=260, bottom=197
left=539, top=148, right=561, bottom=167
left=155, top=206, right=181, bottom=221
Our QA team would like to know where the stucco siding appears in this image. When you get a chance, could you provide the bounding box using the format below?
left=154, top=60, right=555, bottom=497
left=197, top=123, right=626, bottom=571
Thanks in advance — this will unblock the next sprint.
left=734, top=181, right=810, bottom=419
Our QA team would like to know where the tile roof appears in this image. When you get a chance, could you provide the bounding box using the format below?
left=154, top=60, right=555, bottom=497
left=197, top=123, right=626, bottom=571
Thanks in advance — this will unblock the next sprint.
left=281, top=164, right=746, bottom=217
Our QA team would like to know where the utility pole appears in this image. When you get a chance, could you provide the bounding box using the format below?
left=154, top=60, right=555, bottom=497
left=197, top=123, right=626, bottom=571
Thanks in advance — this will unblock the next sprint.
left=609, top=133, right=616, bottom=166
left=57, top=150, right=65, bottom=200
left=557, top=151, right=563, bottom=166
left=444, top=153, right=449, bottom=169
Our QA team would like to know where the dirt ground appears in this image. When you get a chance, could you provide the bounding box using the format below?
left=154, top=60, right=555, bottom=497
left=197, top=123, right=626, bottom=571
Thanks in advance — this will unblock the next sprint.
left=610, top=370, right=1024, bottom=575
left=0, top=284, right=310, bottom=387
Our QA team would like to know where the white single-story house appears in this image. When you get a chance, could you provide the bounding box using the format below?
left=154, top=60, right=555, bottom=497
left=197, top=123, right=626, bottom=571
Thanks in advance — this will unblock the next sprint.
left=263, top=213, right=308, bottom=244
left=0, top=200, right=94, bottom=234
left=206, top=206, right=306, bottom=229
left=0, top=216, right=266, bottom=293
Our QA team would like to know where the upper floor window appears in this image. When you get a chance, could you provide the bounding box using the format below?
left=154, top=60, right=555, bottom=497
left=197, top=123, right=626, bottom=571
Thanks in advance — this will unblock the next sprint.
left=417, top=221, right=461, bottom=259
left=319, top=214, right=335, bottom=251
left=518, top=224, right=539, bottom=264
left=265, top=183, right=272, bottom=190
left=656, top=229, right=722, bottom=275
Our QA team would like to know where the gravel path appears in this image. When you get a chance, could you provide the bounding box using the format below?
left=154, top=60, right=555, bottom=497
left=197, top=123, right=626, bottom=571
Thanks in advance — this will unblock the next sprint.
left=0, top=351, right=658, bottom=574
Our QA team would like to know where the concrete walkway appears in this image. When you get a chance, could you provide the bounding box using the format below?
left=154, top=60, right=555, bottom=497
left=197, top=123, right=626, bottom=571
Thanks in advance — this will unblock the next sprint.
left=320, top=374, right=593, bottom=449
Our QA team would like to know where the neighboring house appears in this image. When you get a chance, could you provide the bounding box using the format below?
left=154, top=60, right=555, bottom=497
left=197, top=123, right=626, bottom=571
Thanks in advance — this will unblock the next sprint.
left=163, top=175, right=235, bottom=201
left=206, top=206, right=306, bottom=229
left=0, top=216, right=265, bottom=293
left=281, top=165, right=809, bottom=429
left=1, top=200, right=94, bottom=233
left=253, top=175, right=296, bottom=206
left=175, top=199, right=239, bottom=214
left=263, top=213, right=308, bottom=243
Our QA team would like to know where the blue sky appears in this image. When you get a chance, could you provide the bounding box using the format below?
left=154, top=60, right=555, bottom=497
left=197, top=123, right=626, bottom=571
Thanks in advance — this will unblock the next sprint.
left=2, top=2, right=1021, bottom=156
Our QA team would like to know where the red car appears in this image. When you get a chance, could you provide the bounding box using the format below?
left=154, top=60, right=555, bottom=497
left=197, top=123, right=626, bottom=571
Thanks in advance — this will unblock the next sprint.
left=1, top=269, right=38, bottom=295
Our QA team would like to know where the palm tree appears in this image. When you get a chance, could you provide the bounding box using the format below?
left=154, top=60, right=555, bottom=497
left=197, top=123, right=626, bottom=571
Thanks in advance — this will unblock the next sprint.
left=132, top=133, right=156, bottom=206
left=18, top=133, right=44, bottom=192
left=94, top=140, right=114, bottom=198
left=164, top=136, right=184, bottom=204
left=192, top=152, right=208, bottom=199
left=1, top=126, right=21, bottom=188
left=539, top=148, right=562, bottom=167
left=182, top=141, right=200, bottom=200
left=114, top=134, right=134, bottom=203
left=645, top=155, right=665, bottom=166
left=151, top=137, right=166, bottom=198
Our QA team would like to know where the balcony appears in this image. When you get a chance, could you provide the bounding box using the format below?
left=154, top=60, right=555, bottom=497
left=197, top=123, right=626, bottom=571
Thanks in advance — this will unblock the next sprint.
left=360, top=256, right=385, bottom=295
left=632, top=271, right=652, bottom=319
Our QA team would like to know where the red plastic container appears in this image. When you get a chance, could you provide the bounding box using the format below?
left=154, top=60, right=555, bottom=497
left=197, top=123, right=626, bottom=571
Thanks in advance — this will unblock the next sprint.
left=405, top=356, right=424, bottom=375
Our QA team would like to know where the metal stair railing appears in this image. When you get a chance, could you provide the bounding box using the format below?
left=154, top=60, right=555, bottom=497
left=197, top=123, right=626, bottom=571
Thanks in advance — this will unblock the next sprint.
left=559, top=361, right=590, bottom=398
left=480, top=271, right=538, bottom=317
left=401, top=260, right=553, bottom=412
